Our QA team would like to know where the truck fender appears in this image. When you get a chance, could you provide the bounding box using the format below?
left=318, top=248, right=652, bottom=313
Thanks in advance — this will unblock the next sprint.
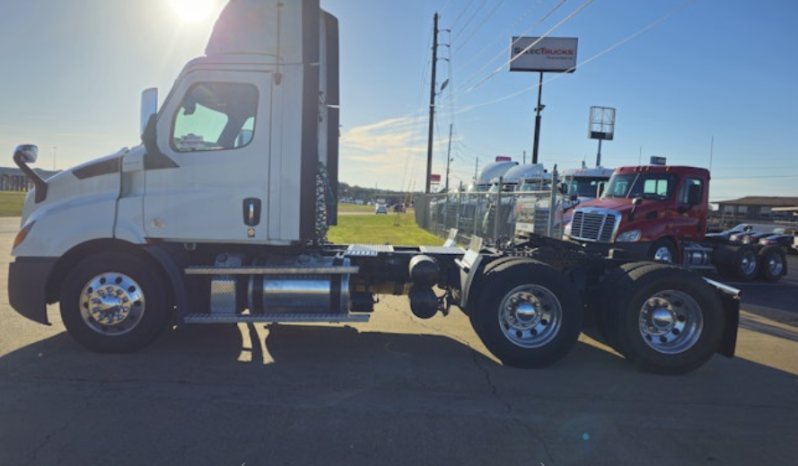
left=703, top=278, right=741, bottom=358
left=141, top=244, right=190, bottom=325
left=42, top=240, right=187, bottom=326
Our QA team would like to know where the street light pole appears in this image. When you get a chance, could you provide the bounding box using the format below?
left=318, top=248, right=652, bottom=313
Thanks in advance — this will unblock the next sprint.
left=531, top=72, right=544, bottom=164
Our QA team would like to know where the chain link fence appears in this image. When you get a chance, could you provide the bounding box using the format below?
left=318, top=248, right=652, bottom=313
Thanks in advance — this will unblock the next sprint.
left=415, top=173, right=566, bottom=244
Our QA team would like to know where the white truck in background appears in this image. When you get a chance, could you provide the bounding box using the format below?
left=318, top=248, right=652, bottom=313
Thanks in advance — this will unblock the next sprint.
left=7, top=0, right=742, bottom=374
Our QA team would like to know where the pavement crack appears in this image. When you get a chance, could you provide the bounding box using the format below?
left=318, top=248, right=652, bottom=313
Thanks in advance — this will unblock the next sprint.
left=470, top=352, right=557, bottom=465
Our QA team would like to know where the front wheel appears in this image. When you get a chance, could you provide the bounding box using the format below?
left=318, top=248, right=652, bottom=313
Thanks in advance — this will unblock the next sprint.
left=471, top=259, right=583, bottom=368
left=648, top=238, right=677, bottom=263
left=60, top=252, right=172, bottom=353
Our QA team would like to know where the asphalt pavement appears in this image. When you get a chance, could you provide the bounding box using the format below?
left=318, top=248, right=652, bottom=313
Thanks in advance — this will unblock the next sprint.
left=1, top=216, right=797, bottom=466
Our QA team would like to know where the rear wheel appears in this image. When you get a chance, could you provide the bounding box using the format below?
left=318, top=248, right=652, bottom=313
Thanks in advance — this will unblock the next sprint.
left=60, top=252, right=172, bottom=353
left=758, top=245, right=785, bottom=282
left=593, top=261, right=656, bottom=350
left=609, top=264, right=724, bottom=374
left=732, top=245, right=759, bottom=281
left=471, top=259, right=583, bottom=368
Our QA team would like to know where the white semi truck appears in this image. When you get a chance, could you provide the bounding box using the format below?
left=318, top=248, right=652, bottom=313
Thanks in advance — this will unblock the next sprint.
left=8, top=0, right=741, bottom=374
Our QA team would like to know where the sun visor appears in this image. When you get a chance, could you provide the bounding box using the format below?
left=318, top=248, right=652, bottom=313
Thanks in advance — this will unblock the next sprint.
left=205, top=0, right=320, bottom=63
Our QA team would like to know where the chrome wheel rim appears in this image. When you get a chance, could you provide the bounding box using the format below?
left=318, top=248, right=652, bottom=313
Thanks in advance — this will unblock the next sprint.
left=653, top=246, right=674, bottom=263
left=79, top=273, right=145, bottom=336
left=740, top=251, right=757, bottom=276
left=639, top=290, right=703, bottom=354
left=766, top=254, right=784, bottom=277
left=498, top=285, right=562, bottom=348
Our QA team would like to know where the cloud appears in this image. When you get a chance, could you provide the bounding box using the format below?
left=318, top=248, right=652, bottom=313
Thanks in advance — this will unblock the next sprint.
left=339, top=116, right=430, bottom=190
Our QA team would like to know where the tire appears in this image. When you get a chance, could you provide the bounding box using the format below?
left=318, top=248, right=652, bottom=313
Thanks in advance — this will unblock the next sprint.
left=758, top=245, right=786, bottom=282
left=60, top=252, right=173, bottom=353
left=593, top=261, right=658, bottom=350
left=610, top=264, right=725, bottom=375
left=466, top=255, right=540, bottom=328
left=648, top=238, right=677, bottom=263
left=471, top=259, right=583, bottom=368
left=732, top=245, right=759, bottom=281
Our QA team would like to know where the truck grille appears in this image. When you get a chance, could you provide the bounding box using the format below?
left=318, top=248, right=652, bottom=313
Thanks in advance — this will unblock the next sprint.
left=569, top=209, right=619, bottom=243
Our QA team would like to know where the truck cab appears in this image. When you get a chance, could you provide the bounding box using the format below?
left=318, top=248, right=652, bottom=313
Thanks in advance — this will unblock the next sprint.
left=566, top=165, right=709, bottom=261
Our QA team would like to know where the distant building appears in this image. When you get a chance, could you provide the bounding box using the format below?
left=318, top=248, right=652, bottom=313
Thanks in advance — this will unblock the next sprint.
left=0, top=167, right=60, bottom=192
left=716, top=196, right=798, bottom=223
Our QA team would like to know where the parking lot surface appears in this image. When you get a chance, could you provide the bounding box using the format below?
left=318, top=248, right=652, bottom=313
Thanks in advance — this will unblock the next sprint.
left=1, top=217, right=797, bottom=466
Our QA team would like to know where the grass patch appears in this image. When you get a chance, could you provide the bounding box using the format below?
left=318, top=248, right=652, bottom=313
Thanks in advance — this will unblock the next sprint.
left=336, top=203, right=375, bottom=213
left=327, top=213, right=442, bottom=246
left=0, top=192, right=26, bottom=217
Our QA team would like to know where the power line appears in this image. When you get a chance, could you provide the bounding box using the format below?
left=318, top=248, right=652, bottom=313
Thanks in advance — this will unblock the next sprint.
left=453, top=0, right=573, bottom=96
left=452, top=0, right=701, bottom=113
left=452, top=0, right=546, bottom=68
left=452, top=0, right=508, bottom=55
left=451, top=0, right=491, bottom=43
left=460, top=0, right=596, bottom=97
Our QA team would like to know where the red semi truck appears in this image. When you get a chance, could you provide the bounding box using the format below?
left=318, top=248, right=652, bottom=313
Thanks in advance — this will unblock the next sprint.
left=565, top=165, right=787, bottom=282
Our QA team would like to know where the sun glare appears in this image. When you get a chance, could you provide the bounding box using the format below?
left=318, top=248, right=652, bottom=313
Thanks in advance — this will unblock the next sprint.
left=171, top=0, right=214, bottom=22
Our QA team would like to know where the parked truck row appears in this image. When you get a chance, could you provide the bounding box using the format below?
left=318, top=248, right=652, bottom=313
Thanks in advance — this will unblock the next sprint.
left=8, top=0, right=741, bottom=374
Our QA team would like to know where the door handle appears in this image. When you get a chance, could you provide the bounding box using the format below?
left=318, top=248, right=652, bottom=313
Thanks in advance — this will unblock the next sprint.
left=243, top=198, right=262, bottom=226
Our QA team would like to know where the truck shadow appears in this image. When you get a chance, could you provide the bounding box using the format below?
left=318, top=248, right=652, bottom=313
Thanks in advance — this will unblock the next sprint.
left=1, top=322, right=797, bottom=401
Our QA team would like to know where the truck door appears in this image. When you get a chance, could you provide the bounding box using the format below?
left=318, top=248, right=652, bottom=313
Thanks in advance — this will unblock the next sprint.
left=674, top=176, right=707, bottom=240
left=143, top=71, right=274, bottom=243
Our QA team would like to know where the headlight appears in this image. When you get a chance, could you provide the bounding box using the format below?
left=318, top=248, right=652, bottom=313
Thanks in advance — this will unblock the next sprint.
left=564, top=222, right=572, bottom=237
left=617, top=229, right=642, bottom=242
left=730, top=234, right=740, bottom=242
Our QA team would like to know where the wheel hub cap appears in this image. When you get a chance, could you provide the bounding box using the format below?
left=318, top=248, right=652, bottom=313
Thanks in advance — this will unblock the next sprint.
left=80, top=273, right=145, bottom=335
left=499, top=286, right=562, bottom=349
left=639, top=291, right=703, bottom=354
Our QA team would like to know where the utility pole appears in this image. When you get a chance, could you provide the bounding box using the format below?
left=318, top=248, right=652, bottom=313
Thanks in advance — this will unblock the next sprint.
left=444, top=123, right=453, bottom=193
left=425, top=13, right=439, bottom=194
left=474, top=157, right=479, bottom=183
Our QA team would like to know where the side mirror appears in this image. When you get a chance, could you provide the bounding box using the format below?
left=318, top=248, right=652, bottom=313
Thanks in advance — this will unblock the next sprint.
left=13, top=144, right=48, bottom=203
left=13, top=144, right=38, bottom=164
left=558, top=182, right=568, bottom=195
left=597, top=183, right=605, bottom=198
left=140, top=88, right=158, bottom=138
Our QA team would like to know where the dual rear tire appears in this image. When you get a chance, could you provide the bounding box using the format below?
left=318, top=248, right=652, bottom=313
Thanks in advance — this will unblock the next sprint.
left=594, top=263, right=725, bottom=375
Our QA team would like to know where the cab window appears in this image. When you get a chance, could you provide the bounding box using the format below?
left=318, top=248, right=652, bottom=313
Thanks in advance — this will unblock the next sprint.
left=678, top=178, right=704, bottom=204
left=171, top=82, right=258, bottom=152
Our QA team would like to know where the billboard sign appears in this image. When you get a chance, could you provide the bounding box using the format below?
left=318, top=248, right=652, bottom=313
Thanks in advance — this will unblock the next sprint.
left=430, top=174, right=441, bottom=184
left=650, top=156, right=667, bottom=166
left=495, top=156, right=512, bottom=162
left=589, top=106, right=616, bottom=141
left=510, top=37, right=578, bottom=73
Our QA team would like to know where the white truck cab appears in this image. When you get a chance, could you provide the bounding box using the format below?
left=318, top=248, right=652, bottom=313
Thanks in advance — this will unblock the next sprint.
left=10, top=0, right=340, bottom=328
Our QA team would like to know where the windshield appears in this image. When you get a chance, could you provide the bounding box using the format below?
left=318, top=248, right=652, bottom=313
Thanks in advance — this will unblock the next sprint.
left=564, top=176, right=609, bottom=198
left=602, top=173, right=678, bottom=200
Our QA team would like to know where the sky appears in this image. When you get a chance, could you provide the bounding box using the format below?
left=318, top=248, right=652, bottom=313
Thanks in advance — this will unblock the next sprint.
left=0, top=0, right=796, bottom=202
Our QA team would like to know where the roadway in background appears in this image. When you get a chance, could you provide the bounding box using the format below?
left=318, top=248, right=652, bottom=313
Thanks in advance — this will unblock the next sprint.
left=1, top=217, right=797, bottom=466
